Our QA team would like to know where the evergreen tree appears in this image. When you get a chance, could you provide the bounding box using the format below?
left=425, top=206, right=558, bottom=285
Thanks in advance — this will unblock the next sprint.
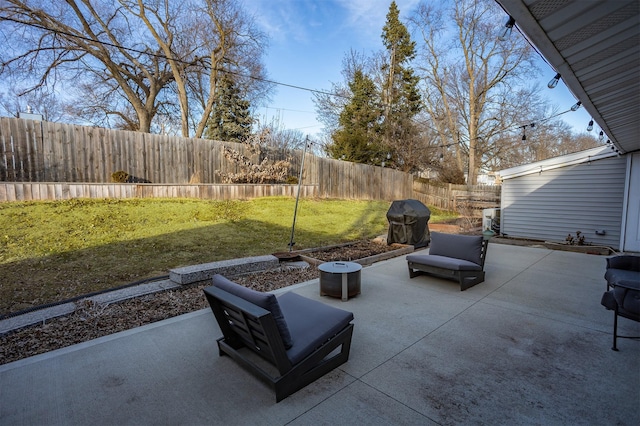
left=206, top=75, right=253, bottom=143
left=380, top=1, right=422, bottom=170
left=328, top=69, right=384, bottom=164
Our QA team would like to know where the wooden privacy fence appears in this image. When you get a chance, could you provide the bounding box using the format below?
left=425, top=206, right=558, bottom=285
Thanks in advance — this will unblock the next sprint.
left=0, top=117, right=265, bottom=184
left=0, top=117, right=412, bottom=201
left=0, top=182, right=318, bottom=202
left=412, top=180, right=501, bottom=215
left=0, top=117, right=499, bottom=211
left=315, top=157, right=412, bottom=201
left=0, top=176, right=500, bottom=214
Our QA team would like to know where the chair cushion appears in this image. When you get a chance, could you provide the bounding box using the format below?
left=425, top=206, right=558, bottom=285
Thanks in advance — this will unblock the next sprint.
left=428, top=232, right=483, bottom=266
left=407, top=254, right=482, bottom=271
left=211, top=274, right=293, bottom=349
left=278, top=292, right=354, bottom=365
left=604, top=268, right=640, bottom=287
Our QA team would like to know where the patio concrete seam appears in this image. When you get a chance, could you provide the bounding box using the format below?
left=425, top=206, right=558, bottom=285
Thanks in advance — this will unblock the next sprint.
left=351, top=377, right=441, bottom=424
left=481, top=249, right=556, bottom=301
left=284, top=370, right=359, bottom=425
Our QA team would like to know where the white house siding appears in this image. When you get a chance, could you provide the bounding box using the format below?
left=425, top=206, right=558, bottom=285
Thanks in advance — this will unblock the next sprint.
left=500, top=155, right=627, bottom=249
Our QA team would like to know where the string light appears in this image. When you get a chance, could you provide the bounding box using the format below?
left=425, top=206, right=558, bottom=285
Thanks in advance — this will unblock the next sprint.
left=547, top=73, right=561, bottom=89
left=599, top=131, right=604, bottom=141
left=498, top=16, right=516, bottom=41
left=519, top=123, right=535, bottom=141
left=570, top=101, right=581, bottom=111
left=587, top=120, right=594, bottom=131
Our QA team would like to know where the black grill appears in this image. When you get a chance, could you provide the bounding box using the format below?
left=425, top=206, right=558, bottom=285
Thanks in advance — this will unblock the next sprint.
left=386, top=199, right=431, bottom=248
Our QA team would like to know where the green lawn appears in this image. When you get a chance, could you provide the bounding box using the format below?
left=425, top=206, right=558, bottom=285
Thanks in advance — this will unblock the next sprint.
left=0, top=197, right=456, bottom=315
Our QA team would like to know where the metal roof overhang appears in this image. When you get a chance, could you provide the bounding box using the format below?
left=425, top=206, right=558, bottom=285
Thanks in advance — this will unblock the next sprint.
left=496, top=0, right=640, bottom=154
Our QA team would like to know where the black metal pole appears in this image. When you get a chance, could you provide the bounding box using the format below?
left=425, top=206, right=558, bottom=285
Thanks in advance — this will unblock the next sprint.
left=289, top=137, right=308, bottom=252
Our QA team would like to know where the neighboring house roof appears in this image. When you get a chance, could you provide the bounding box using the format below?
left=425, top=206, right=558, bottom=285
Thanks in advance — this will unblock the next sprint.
left=498, top=146, right=619, bottom=180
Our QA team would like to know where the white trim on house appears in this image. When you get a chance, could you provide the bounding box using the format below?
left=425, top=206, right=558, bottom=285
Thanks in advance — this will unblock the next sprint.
left=498, top=146, right=618, bottom=181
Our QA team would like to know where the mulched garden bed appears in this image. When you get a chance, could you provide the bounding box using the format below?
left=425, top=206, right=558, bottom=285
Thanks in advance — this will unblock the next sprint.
left=0, top=239, right=401, bottom=365
left=304, top=239, right=401, bottom=262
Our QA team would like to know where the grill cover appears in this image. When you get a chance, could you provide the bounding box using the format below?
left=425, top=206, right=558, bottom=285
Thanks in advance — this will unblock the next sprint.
left=386, top=199, right=431, bottom=248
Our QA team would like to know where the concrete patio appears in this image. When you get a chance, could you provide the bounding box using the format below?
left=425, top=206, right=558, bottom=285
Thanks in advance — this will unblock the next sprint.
left=1, top=243, right=638, bottom=425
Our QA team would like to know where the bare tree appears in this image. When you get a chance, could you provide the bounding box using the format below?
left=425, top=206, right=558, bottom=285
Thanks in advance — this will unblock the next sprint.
left=119, top=0, right=269, bottom=138
left=192, top=0, right=271, bottom=138
left=558, top=132, right=601, bottom=156
left=0, top=84, right=68, bottom=122
left=0, top=0, right=176, bottom=132
left=409, top=0, right=540, bottom=184
left=514, top=118, right=601, bottom=164
left=0, top=0, right=270, bottom=135
left=254, top=114, right=307, bottom=152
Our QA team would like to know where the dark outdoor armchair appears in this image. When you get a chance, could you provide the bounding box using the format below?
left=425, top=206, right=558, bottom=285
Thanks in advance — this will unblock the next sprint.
left=600, top=255, right=640, bottom=351
left=407, top=232, right=489, bottom=291
left=204, top=274, right=354, bottom=402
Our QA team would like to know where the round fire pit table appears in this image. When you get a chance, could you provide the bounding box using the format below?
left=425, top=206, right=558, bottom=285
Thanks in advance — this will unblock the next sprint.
left=318, top=261, right=362, bottom=302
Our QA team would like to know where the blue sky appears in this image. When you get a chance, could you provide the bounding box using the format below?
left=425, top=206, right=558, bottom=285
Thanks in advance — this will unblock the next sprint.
left=246, top=0, right=593, bottom=139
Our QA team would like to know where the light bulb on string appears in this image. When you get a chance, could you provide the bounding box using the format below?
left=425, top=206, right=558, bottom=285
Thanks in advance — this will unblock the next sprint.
left=587, top=120, right=594, bottom=131
left=599, top=131, right=604, bottom=141
left=520, top=123, right=534, bottom=141
left=547, top=73, right=561, bottom=89
left=571, top=101, right=581, bottom=111
left=498, top=16, right=515, bottom=41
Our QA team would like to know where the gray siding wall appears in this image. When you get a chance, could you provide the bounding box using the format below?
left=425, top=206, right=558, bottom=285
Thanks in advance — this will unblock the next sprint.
left=501, top=155, right=627, bottom=249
